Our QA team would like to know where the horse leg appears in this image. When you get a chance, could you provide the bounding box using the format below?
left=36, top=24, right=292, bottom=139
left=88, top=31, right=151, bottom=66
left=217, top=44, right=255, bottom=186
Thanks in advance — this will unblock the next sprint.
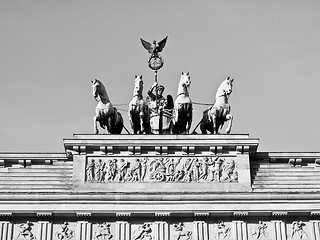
left=128, top=111, right=135, bottom=134
left=114, top=112, right=124, bottom=134
left=200, top=121, right=207, bottom=134
left=212, top=115, right=218, bottom=134
left=93, top=116, right=99, bottom=134
left=109, top=114, right=116, bottom=134
left=104, top=116, right=110, bottom=134
left=139, top=111, right=145, bottom=134
left=186, top=104, right=192, bottom=134
left=199, top=111, right=208, bottom=134
left=186, top=119, right=192, bottom=134
left=225, top=114, right=233, bottom=134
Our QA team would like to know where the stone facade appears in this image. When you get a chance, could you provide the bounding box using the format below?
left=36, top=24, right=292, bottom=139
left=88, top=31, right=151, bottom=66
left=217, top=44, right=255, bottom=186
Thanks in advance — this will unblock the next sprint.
left=0, top=134, right=320, bottom=240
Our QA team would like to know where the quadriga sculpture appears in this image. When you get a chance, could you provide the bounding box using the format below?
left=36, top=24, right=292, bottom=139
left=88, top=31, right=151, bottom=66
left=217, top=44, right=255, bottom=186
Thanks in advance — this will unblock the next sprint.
left=92, top=79, right=124, bottom=134
left=128, top=75, right=150, bottom=134
left=172, top=72, right=193, bottom=134
left=200, top=76, right=234, bottom=134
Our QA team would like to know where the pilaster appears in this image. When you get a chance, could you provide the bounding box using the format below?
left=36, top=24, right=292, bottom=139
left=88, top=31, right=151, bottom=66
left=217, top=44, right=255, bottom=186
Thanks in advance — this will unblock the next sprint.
left=193, top=221, right=209, bottom=240
left=271, top=220, right=287, bottom=240
left=233, top=221, right=247, bottom=240
left=0, top=221, right=13, bottom=240
left=116, top=221, right=130, bottom=240
left=154, top=221, right=169, bottom=240
left=38, top=221, right=52, bottom=240
left=77, top=221, right=92, bottom=240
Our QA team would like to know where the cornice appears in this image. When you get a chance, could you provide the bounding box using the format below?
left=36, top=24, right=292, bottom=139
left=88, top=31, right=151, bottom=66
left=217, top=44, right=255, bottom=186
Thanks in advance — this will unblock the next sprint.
left=64, top=134, right=259, bottom=156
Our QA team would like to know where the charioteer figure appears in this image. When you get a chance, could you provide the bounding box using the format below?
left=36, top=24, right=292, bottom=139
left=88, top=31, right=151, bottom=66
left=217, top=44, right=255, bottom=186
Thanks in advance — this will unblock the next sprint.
left=147, top=82, right=174, bottom=134
left=147, top=82, right=173, bottom=112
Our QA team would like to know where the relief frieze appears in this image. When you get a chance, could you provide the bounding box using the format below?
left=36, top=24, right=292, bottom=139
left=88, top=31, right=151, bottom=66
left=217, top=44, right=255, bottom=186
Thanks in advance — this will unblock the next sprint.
left=16, top=221, right=37, bottom=240
left=85, top=156, right=238, bottom=183
left=3, top=220, right=317, bottom=240
left=213, top=221, right=231, bottom=240
left=291, top=221, right=309, bottom=240
left=132, top=223, right=153, bottom=240
left=56, top=222, right=74, bottom=240
left=95, top=222, right=113, bottom=240
left=173, top=222, right=192, bottom=240
left=249, top=221, right=270, bottom=240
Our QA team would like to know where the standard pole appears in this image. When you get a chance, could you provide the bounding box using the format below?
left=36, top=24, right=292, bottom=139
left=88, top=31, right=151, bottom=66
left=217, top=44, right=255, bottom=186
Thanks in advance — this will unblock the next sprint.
left=154, top=70, right=163, bottom=134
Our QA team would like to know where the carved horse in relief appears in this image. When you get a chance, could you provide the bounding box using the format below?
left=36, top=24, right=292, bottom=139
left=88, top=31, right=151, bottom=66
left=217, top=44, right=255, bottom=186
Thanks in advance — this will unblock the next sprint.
left=172, top=72, right=193, bottom=134
left=92, top=79, right=124, bottom=134
left=200, top=76, right=234, bottom=134
left=128, top=75, right=150, bottom=134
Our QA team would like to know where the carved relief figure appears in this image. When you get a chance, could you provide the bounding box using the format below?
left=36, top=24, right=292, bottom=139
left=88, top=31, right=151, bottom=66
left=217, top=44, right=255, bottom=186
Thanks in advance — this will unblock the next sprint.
left=86, top=159, right=95, bottom=182
left=166, top=158, right=181, bottom=182
left=118, top=159, right=129, bottom=182
left=212, top=158, right=223, bottom=182
left=251, top=221, right=269, bottom=239
left=95, top=222, right=112, bottom=240
left=95, top=159, right=105, bottom=182
left=192, top=158, right=200, bottom=182
left=149, top=157, right=167, bottom=182
left=173, top=223, right=192, bottom=240
left=183, top=158, right=194, bottom=182
left=132, top=158, right=143, bottom=181
left=132, top=223, right=152, bottom=240
left=199, top=157, right=215, bottom=181
left=16, top=221, right=36, bottom=240
left=106, top=159, right=117, bottom=181
left=174, top=170, right=185, bottom=182
left=291, top=221, right=308, bottom=240
left=56, top=222, right=74, bottom=240
left=215, top=221, right=231, bottom=240
left=220, top=159, right=238, bottom=182
left=141, top=157, right=148, bottom=181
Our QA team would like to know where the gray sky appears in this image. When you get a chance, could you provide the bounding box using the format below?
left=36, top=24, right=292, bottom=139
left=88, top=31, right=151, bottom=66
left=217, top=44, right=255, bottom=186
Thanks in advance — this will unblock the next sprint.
left=0, top=0, right=319, bottom=152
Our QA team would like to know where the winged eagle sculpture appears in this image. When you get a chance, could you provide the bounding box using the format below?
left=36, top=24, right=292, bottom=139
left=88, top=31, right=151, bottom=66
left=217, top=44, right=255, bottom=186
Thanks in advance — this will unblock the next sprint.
left=140, top=36, right=168, bottom=54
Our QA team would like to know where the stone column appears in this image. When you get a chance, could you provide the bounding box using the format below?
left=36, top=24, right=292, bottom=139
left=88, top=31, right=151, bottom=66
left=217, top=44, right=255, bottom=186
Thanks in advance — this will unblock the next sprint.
left=193, top=221, right=208, bottom=240
left=271, top=220, right=287, bottom=240
left=0, top=221, right=13, bottom=240
left=116, top=221, right=130, bottom=240
left=310, top=221, right=320, bottom=240
left=232, top=221, right=247, bottom=240
left=77, top=221, right=92, bottom=240
left=38, top=221, right=52, bottom=240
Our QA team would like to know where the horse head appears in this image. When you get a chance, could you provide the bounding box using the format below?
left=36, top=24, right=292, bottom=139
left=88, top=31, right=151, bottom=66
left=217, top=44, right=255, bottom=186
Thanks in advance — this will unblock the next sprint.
left=133, top=75, right=143, bottom=97
left=91, top=79, right=110, bottom=104
left=180, top=72, right=191, bottom=87
left=216, top=76, right=234, bottom=100
left=91, top=79, right=100, bottom=99
left=177, top=72, right=191, bottom=96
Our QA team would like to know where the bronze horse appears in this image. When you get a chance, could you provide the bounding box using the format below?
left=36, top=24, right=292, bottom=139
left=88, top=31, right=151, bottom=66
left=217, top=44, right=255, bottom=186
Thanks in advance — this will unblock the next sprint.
left=172, top=72, right=193, bottom=134
left=200, top=77, right=234, bottom=134
left=128, top=75, right=150, bottom=134
left=92, top=79, right=123, bottom=134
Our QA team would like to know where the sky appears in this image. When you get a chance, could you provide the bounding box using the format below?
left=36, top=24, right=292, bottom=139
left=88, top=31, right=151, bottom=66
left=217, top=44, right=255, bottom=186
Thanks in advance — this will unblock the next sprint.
left=0, top=0, right=319, bottom=153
